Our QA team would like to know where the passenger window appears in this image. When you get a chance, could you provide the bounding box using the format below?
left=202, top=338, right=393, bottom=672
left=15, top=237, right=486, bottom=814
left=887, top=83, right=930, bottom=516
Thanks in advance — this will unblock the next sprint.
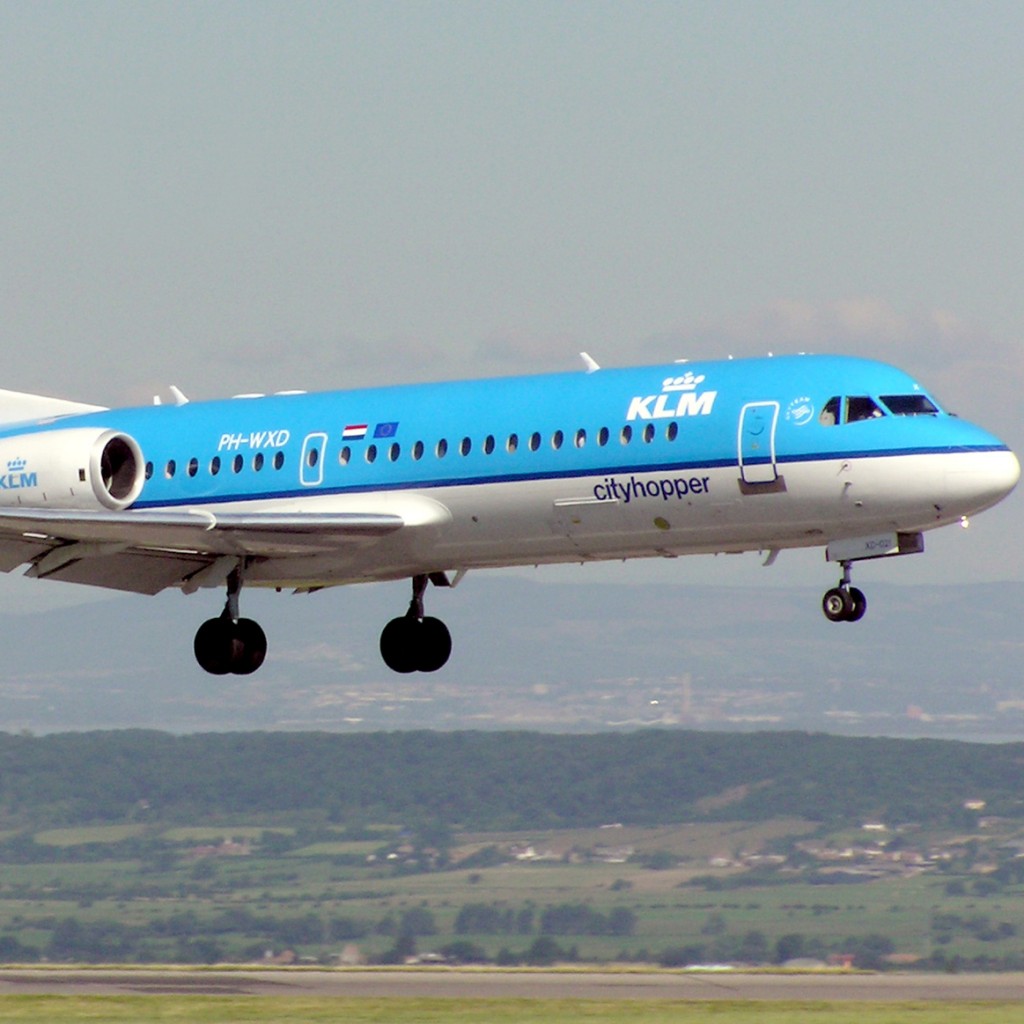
left=598, top=427, right=609, bottom=446
left=847, top=396, right=885, bottom=422
left=483, top=435, right=495, bottom=455
left=819, top=397, right=841, bottom=426
left=574, top=428, right=586, bottom=448
left=620, top=425, right=632, bottom=445
left=666, top=422, right=678, bottom=441
left=365, top=445, right=377, bottom=464
left=165, top=460, right=176, bottom=478
left=412, top=440, right=424, bottom=461
left=881, top=394, right=939, bottom=416
left=643, top=424, right=655, bottom=443
left=210, top=456, right=221, bottom=476
left=507, top=433, right=519, bottom=453
left=273, top=451, right=285, bottom=470
left=232, top=455, right=243, bottom=473
left=388, top=443, right=400, bottom=461
left=145, top=462, right=153, bottom=480
left=253, top=453, right=264, bottom=472
left=306, top=448, right=318, bottom=468
left=459, top=436, right=472, bottom=456
left=528, top=432, right=541, bottom=451
left=551, top=430, right=564, bottom=450
left=187, top=458, right=198, bottom=478
left=436, top=438, right=448, bottom=458
left=339, top=446, right=351, bottom=466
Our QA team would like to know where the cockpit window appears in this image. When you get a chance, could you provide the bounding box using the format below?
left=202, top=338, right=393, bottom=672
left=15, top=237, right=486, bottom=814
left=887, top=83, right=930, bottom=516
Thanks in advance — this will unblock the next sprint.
left=846, top=396, right=885, bottom=422
left=880, top=394, right=940, bottom=416
left=819, top=395, right=887, bottom=425
left=820, top=396, right=841, bottom=426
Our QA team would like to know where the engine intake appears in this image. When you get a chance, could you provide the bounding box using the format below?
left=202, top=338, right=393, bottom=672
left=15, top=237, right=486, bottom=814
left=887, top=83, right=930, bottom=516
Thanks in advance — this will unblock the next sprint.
left=0, top=427, right=145, bottom=510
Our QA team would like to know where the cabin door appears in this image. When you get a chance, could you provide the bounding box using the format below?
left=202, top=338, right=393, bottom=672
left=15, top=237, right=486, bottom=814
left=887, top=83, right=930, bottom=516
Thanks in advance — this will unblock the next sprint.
left=738, top=402, right=780, bottom=485
left=300, top=432, right=328, bottom=487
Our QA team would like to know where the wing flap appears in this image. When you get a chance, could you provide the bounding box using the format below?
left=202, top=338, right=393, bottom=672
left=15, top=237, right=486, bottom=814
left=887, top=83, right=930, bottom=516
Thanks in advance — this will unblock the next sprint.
left=0, top=506, right=418, bottom=594
left=33, top=549, right=213, bottom=595
left=0, top=507, right=406, bottom=558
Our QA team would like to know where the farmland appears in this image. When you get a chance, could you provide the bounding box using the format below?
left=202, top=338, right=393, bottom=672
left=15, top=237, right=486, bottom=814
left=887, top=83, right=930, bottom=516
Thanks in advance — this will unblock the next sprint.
left=1, top=815, right=1023, bottom=969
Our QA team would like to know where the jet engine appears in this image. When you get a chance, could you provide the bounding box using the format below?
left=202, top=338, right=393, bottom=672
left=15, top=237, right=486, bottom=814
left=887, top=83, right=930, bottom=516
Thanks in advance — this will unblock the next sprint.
left=0, top=428, right=145, bottom=510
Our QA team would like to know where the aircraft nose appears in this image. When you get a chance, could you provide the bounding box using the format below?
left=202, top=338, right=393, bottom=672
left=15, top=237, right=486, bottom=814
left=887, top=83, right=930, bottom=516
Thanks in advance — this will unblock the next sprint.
left=945, top=447, right=1020, bottom=516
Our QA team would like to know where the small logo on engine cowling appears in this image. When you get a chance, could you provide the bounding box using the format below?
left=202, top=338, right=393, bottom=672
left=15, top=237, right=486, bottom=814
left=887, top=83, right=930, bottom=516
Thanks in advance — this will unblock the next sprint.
left=0, top=458, right=37, bottom=490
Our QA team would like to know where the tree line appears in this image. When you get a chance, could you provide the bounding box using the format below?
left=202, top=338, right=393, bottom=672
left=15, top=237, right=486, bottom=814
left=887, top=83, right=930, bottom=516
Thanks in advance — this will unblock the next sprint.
left=0, top=729, right=1021, bottom=829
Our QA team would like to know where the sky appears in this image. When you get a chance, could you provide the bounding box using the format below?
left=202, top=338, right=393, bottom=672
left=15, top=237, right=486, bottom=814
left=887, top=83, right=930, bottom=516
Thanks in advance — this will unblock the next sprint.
left=1, top=0, right=1023, bottom=611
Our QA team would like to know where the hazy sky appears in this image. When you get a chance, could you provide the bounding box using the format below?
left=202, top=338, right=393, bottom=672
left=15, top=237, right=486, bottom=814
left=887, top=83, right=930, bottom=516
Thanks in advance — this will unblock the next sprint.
left=1, top=0, right=1022, bottom=606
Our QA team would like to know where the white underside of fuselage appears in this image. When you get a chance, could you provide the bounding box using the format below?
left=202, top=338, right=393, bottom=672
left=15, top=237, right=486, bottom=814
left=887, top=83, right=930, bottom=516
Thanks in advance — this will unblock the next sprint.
left=222, top=449, right=1017, bottom=590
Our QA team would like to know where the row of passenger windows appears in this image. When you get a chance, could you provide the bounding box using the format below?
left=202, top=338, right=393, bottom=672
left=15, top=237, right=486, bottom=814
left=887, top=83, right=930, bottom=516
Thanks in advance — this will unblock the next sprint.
left=338, top=422, right=682, bottom=466
left=143, top=421, right=685, bottom=481
left=145, top=451, right=287, bottom=480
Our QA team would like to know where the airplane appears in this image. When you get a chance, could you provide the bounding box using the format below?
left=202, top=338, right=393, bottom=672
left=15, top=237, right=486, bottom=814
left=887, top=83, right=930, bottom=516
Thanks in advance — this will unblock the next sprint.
left=0, top=353, right=1017, bottom=676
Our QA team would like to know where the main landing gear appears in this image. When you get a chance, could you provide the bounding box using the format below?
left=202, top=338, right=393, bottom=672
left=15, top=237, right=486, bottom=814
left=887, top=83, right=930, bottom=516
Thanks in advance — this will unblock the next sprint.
left=194, top=568, right=268, bottom=675
left=379, top=573, right=452, bottom=674
left=821, top=560, right=867, bottom=623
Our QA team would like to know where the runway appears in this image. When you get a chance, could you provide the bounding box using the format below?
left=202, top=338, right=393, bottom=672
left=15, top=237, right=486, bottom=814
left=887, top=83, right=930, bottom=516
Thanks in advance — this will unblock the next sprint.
left=0, top=968, right=1022, bottom=1001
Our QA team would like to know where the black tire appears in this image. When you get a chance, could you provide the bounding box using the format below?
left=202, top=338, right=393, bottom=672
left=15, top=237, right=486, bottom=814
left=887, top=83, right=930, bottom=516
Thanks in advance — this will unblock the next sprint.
left=380, top=616, right=420, bottom=673
left=846, top=587, right=867, bottom=622
left=418, top=616, right=452, bottom=672
left=232, top=618, right=268, bottom=675
left=194, top=617, right=234, bottom=675
left=822, top=587, right=852, bottom=623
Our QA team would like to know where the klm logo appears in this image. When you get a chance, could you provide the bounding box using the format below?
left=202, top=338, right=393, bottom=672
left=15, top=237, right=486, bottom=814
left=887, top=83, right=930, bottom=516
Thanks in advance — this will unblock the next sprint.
left=0, top=457, right=37, bottom=490
left=626, top=372, right=718, bottom=421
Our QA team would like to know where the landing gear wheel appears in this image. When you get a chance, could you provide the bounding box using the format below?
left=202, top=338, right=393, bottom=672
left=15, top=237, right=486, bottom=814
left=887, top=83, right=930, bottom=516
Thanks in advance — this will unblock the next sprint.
left=194, top=617, right=234, bottom=675
left=418, top=616, right=452, bottom=673
left=822, top=587, right=853, bottom=623
left=380, top=617, right=421, bottom=674
left=380, top=574, right=454, bottom=673
left=846, top=587, right=867, bottom=622
left=194, top=615, right=268, bottom=675
left=232, top=618, right=267, bottom=675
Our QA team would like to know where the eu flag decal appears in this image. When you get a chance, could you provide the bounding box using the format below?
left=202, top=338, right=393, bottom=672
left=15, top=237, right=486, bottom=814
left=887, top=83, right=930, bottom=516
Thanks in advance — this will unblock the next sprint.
left=373, top=421, right=399, bottom=439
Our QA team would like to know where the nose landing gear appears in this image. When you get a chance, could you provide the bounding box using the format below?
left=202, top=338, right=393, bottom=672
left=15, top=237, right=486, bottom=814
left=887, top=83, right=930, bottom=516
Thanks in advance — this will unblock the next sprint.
left=194, top=567, right=268, bottom=675
left=379, top=573, right=452, bottom=673
left=822, top=560, right=867, bottom=623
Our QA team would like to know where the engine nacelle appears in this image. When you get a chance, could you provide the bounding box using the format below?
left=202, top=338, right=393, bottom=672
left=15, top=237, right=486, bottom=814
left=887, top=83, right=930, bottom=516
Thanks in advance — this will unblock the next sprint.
left=0, top=427, right=145, bottom=510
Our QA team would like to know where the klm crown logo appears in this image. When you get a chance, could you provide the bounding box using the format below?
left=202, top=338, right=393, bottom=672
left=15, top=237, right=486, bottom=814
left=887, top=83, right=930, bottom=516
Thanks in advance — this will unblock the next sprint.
left=627, top=371, right=718, bottom=422
left=661, top=372, right=706, bottom=392
left=0, top=457, right=37, bottom=491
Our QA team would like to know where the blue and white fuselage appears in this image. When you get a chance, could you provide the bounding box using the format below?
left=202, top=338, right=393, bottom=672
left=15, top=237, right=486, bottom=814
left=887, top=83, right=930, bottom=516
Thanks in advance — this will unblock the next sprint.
left=0, top=354, right=1016, bottom=674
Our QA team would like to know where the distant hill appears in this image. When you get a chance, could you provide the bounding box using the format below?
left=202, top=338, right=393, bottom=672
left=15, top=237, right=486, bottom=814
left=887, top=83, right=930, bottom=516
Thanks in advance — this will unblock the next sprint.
left=0, top=576, right=1022, bottom=740
left=0, top=729, right=1021, bottom=829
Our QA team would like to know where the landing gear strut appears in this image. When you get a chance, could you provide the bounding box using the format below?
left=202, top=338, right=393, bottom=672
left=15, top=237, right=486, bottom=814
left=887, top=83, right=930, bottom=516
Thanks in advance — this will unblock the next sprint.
left=821, top=560, right=867, bottom=623
left=379, top=573, right=452, bottom=673
left=194, top=567, right=267, bottom=675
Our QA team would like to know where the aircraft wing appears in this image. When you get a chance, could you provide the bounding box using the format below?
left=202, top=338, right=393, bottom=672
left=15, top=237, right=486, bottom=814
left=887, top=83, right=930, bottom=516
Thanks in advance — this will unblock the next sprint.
left=0, top=506, right=409, bottom=595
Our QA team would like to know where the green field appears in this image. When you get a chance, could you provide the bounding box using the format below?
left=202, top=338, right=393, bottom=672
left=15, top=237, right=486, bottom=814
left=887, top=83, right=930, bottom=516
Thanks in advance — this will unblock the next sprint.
left=0, top=998, right=1020, bottom=1024
left=1, top=816, right=1023, bottom=969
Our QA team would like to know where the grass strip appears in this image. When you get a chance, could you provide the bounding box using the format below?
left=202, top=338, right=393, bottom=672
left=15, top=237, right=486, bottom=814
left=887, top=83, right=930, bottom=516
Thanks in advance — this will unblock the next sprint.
left=0, top=999, right=1021, bottom=1024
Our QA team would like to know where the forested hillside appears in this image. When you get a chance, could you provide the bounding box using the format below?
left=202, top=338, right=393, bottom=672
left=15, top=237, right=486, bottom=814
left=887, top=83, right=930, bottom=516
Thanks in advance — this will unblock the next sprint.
left=0, top=730, right=1020, bottom=828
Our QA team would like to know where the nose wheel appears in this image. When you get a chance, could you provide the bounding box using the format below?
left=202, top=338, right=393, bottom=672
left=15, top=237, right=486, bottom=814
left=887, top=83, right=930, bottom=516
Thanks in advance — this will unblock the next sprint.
left=380, top=574, right=452, bottom=673
left=194, top=567, right=268, bottom=675
left=822, top=561, right=867, bottom=623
